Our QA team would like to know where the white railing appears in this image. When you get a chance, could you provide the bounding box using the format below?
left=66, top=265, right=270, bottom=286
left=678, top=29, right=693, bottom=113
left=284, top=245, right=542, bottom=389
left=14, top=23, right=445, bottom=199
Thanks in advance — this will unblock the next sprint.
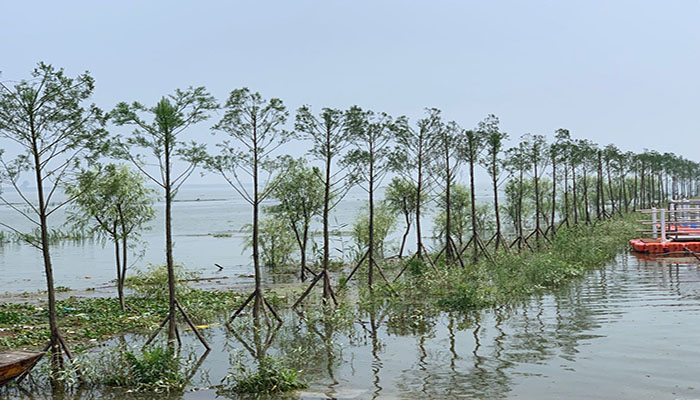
left=640, top=199, right=700, bottom=242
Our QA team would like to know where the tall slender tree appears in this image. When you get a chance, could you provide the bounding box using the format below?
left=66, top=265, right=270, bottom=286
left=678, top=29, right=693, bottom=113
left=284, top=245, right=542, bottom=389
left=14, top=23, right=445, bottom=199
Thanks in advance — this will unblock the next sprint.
left=208, top=88, right=291, bottom=322
left=111, top=87, right=216, bottom=349
left=429, top=120, right=461, bottom=264
left=504, top=143, right=530, bottom=250
left=554, top=129, right=572, bottom=228
left=522, top=134, right=549, bottom=241
left=0, top=63, right=107, bottom=373
left=343, top=106, right=398, bottom=290
left=292, top=106, right=352, bottom=306
left=460, top=125, right=487, bottom=263
left=478, top=114, right=508, bottom=249
left=392, top=108, right=442, bottom=259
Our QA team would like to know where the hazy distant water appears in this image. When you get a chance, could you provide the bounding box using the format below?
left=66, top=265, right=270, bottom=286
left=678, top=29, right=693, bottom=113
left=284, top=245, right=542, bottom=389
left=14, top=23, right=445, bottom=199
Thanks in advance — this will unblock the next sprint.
left=0, top=183, right=494, bottom=294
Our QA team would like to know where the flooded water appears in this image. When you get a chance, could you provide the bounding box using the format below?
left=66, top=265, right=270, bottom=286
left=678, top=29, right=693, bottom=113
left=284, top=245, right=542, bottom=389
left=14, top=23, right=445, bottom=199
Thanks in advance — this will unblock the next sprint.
left=4, top=185, right=700, bottom=398
left=7, top=250, right=700, bottom=399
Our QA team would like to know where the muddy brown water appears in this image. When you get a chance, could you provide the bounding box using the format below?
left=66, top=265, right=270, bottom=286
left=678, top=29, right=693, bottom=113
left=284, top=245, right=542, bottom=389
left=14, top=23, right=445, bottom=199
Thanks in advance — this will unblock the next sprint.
left=4, top=251, right=700, bottom=399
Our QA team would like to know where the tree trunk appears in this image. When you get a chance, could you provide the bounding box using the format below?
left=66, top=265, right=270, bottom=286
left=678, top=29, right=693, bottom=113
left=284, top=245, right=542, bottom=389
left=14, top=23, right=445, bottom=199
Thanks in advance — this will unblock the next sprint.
left=32, top=134, right=61, bottom=372
left=571, top=160, right=578, bottom=225
left=252, top=121, right=262, bottom=317
left=550, top=155, right=556, bottom=236
left=533, top=157, right=541, bottom=240
left=368, top=145, right=375, bottom=289
left=563, top=161, right=570, bottom=226
left=301, top=225, right=308, bottom=282
left=444, top=142, right=452, bottom=264
left=492, top=153, right=503, bottom=248
left=399, top=207, right=410, bottom=258
left=164, top=135, right=177, bottom=346
left=416, top=142, right=424, bottom=259
left=606, top=159, right=616, bottom=214
left=469, top=143, right=478, bottom=262
left=517, top=167, right=524, bottom=245
left=114, top=234, right=124, bottom=311
left=323, top=130, right=332, bottom=300
left=582, top=167, right=590, bottom=224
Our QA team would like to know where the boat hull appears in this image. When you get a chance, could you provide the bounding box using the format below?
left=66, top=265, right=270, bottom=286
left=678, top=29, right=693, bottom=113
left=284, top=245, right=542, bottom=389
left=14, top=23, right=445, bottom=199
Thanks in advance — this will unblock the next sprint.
left=0, top=350, right=44, bottom=387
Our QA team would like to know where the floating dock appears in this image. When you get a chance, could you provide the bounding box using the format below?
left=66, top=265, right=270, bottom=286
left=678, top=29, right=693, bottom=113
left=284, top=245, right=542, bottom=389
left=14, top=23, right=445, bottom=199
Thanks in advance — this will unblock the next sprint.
left=630, top=200, right=700, bottom=255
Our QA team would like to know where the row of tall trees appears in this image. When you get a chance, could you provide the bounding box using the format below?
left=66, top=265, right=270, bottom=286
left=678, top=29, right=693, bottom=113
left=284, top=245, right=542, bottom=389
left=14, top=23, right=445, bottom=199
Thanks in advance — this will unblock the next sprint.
left=2, top=64, right=700, bottom=374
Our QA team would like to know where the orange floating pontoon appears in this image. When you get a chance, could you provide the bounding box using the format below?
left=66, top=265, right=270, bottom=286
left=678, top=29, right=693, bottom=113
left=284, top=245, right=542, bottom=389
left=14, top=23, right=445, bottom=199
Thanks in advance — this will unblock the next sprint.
left=633, top=201, right=700, bottom=255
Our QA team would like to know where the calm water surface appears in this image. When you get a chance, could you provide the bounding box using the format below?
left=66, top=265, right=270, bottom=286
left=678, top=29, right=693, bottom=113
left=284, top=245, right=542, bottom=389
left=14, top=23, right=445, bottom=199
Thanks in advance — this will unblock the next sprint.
left=5, top=251, right=699, bottom=399
left=2, top=186, right=699, bottom=399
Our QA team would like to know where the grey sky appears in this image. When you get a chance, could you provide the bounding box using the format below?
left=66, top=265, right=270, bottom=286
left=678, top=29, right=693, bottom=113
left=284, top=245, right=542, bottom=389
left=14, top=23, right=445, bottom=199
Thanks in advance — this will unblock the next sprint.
left=3, top=1, right=699, bottom=183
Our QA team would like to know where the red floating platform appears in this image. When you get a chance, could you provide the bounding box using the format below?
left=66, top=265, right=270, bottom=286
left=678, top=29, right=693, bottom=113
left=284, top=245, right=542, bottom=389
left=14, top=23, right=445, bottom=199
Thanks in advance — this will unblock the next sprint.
left=630, top=238, right=700, bottom=254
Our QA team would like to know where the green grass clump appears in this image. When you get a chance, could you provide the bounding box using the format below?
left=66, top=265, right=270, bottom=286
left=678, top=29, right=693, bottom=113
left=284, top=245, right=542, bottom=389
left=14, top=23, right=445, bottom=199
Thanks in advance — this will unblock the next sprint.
left=100, top=345, right=186, bottom=393
left=224, top=356, right=307, bottom=395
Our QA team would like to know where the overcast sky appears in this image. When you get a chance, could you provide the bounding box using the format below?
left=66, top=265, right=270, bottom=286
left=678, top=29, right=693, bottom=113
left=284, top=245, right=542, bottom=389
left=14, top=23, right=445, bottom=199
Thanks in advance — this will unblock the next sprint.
left=2, top=1, right=699, bottom=184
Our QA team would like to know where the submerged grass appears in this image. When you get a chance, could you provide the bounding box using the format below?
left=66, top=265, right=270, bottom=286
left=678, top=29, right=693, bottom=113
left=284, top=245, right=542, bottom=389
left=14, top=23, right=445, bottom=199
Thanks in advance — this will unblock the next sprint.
left=389, top=214, right=640, bottom=312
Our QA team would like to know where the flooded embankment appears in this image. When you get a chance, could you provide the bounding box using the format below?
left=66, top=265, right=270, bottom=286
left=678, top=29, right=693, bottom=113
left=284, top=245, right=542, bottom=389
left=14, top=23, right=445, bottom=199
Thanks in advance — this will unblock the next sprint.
left=5, top=250, right=700, bottom=399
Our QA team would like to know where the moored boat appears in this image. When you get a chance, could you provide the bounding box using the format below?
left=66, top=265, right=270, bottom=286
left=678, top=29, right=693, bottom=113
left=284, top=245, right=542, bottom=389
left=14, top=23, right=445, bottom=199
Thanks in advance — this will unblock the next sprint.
left=0, top=350, right=44, bottom=387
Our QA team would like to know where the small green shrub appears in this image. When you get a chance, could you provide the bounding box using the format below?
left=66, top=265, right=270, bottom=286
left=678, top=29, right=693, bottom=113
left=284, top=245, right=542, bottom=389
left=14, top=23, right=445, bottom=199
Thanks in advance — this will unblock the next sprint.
left=224, top=356, right=306, bottom=394
left=101, top=345, right=186, bottom=393
left=125, top=263, right=199, bottom=299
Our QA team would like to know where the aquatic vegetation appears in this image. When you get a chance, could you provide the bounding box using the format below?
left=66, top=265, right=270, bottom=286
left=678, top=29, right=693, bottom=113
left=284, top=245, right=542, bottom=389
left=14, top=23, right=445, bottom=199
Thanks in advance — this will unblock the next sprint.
left=390, top=214, right=640, bottom=312
left=100, top=345, right=187, bottom=392
left=0, top=289, right=242, bottom=350
left=125, top=263, right=200, bottom=299
left=222, top=356, right=306, bottom=395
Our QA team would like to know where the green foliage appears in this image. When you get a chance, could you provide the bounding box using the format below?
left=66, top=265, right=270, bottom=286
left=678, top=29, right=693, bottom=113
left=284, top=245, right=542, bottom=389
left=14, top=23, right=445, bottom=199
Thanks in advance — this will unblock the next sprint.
left=110, top=87, right=217, bottom=176
left=268, top=157, right=324, bottom=255
left=433, top=184, right=493, bottom=247
left=100, top=345, right=186, bottom=392
left=224, top=356, right=306, bottom=394
left=66, top=163, right=155, bottom=244
left=208, top=87, right=292, bottom=203
left=393, top=214, right=640, bottom=312
left=384, top=177, right=420, bottom=219
left=125, top=263, right=199, bottom=299
left=0, top=290, right=241, bottom=350
left=351, top=202, right=397, bottom=258
left=504, top=177, right=553, bottom=232
left=243, top=217, right=296, bottom=267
